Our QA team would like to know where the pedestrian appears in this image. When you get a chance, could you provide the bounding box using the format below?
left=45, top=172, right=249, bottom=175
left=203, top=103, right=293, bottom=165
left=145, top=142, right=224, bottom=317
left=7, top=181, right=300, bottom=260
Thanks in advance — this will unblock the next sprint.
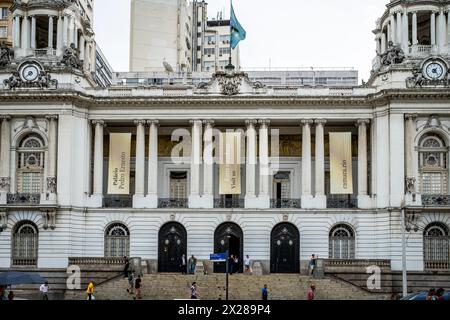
left=309, top=254, right=317, bottom=276
left=228, top=255, right=234, bottom=274
left=307, top=284, right=316, bottom=300
left=180, top=254, right=187, bottom=275
left=7, top=290, right=14, bottom=301
left=436, top=288, right=445, bottom=301
left=190, top=282, right=198, bottom=299
left=234, top=255, right=239, bottom=273
left=261, top=284, right=268, bottom=301
left=188, top=255, right=197, bottom=275
left=126, top=272, right=134, bottom=294
left=426, top=288, right=437, bottom=300
left=86, top=281, right=95, bottom=300
left=0, top=286, right=6, bottom=301
left=134, top=275, right=142, bottom=300
left=123, top=256, right=130, bottom=278
left=244, top=255, right=252, bottom=274
left=39, top=281, right=49, bottom=300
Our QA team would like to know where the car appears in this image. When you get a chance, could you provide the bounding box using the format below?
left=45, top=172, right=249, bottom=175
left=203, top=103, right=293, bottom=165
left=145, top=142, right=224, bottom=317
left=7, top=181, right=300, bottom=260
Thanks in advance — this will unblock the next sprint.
left=401, top=291, right=450, bottom=300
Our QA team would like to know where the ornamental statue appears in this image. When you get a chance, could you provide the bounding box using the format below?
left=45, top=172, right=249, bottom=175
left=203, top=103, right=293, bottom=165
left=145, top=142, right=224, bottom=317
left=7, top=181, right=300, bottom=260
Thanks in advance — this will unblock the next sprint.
left=380, top=41, right=405, bottom=67
left=0, top=42, right=14, bottom=68
left=61, top=43, right=83, bottom=69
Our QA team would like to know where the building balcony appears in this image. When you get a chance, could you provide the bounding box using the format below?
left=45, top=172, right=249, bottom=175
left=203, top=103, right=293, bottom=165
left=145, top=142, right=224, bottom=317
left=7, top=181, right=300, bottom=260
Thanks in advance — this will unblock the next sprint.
left=158, top=198, right=188, bottom=209
left=7, top=193, right=41, bottom=205
left=34, top=48, right=56, bottom=57
left=103, top=195, right=133, bottom=208
left=422, top=195, right=450, bottom=207
left=214, top=198, right=245, bottom=209
left=425, top=261, right=450, bottom=270
left=270, top=199, right=301, bottom=209
left=409, top=45, right=432, bottom=54
left=327, top=195, right=358, bottom=209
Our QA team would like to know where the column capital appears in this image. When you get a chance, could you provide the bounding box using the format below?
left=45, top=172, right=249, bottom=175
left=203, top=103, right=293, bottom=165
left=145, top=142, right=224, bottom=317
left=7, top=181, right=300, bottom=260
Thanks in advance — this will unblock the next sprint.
left=91, top=120, right=106, bottom=127
left=202, top=120, right=215, bottom=127
left=314, top=119, right=327, bottom=125
left=245, top=119, right=258, bottom=127
left=189, top=119, right=203, bottom=125
left=147, top=119, right=160, bottom=126
left=45, top=115, right=59, bottom=121
left=258, top=119, right=270, bottom=127
left=356, top=119, right=370, bottom=126
left=134, top=120, right=146, bottom=126
left=301, top=119, right=314, bottom=126
left=0, top=115, right=12, bottom=121
left=404, top=114, right=418, bottom=121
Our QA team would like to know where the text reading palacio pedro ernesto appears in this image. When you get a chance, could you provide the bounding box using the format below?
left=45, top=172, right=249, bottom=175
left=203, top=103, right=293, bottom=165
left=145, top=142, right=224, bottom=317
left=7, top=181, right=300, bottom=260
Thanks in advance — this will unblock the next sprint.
left=112, top=152, right=127, bottom=190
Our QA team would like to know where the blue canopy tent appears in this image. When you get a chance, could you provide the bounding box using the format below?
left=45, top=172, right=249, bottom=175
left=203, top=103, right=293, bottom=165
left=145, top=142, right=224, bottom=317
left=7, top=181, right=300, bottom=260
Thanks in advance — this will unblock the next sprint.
left=0, top=271, right=47, bottom=286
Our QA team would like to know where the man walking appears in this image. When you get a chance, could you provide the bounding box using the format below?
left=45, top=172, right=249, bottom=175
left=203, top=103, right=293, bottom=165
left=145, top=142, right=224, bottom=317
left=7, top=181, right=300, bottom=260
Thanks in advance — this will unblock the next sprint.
left=126, top=272, right=134, bottom=294
left=262, top=284, right=268, bottom=301
left=39, top=281, right=49, bottom=300
left=188, top=255, right=197, bottom=274
left=244, top=255, right=252, bottom=274
left=309, top=254, right=317, bottom=276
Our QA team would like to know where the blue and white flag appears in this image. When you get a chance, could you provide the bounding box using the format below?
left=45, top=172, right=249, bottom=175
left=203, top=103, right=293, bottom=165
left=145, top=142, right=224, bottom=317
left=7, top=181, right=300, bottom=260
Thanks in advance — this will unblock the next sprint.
left=230, top=2, right=246, bottom=49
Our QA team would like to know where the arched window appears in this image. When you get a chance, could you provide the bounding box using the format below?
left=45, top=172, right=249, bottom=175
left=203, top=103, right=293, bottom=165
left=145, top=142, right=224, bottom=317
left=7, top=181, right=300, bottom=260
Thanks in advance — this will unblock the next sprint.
left=17, top=134, right=46, bottom=194
left=12, top=221, right=38, bottom=266
left=424, top=222, right=450, bottom=270
left=104, top=223, right=130, bottom=258
left=329, top=224, right=355, bottom=259
left=418, top=134, right=448, bottom=195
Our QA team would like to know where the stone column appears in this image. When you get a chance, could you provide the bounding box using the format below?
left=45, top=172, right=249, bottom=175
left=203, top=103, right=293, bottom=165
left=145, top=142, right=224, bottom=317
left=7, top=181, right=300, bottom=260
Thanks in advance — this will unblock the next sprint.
left=92, top=120, right=105, bottom=197
left=314, top=120, right=326, bottom=208
left=68, top=16, right=74, bottom=45
left=202, top=120, right=214, bottom=207
left=245, top=120, right=257, bottom=208
left=13, top=16, right=20, bottom=48
left=301, top=120, right=314, bottom=208
left=146, top=120, right=159, bottom=208
left=30, top=16, right=36, bottom=50
left=431, top=12, right=436, bottom=48
left=0, top=116, right=12, bottom=202
left=376, top=36, right=381, bottom=55
left=79, top=35, right=85, bottom=61
left=46, top=115, right=58, bottom=198
left=357, top=120, right=371, bottom=208
left=56, top=15, right=63, bottom=52
left=63, top=15, right=68, bottom=47
left=381, top=33, right=386, bottom=53
left=437, top=10, right=446, bottom=52
left=387, top=21, right=392, bottom=43
left=48, top=16, right=54, bottom=50
left=405, top=114, right=418, bottom=204
left=390, top=14, right=397, bottom=44
left=412, top=12, right=418, bottom=46
left=396, top=12, right=402, bottom=46
left=258, top=120, right=270, bottom=208
left=188, top=120, right=203, bottom=208
left=134, top=120, right=146, bottom=200
left=447, top=11, right=450, bottom=46
left=402, top=11, right=409, bottom=52
left=21, top=15, right=30, bottom=50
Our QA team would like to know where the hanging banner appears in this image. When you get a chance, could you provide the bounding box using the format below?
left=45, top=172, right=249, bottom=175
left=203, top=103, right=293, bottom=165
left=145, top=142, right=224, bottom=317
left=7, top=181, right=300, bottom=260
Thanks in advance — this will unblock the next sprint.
left=108, top=133, right=131, bottom=195
left=329, top=132, right=353, bottom=194
left=219, top=132, right=241, bottom=195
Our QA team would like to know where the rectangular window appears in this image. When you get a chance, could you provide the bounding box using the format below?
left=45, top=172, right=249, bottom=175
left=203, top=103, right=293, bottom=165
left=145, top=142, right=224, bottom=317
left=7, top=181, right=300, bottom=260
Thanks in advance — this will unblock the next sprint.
left=219, top=47, right=230, bottom=56
left=0, top=26, right=7, bottom=38
left=1, top=8, right=8, bottom=20
left=206, top=35, right=216, bottom=44
left=170, top=171, right=187, bottom=199
left=421, top=172, right=445, bottom=194
left=19, top=172, right=42, bottom=194
left=204, top=48, right=215, bottom=55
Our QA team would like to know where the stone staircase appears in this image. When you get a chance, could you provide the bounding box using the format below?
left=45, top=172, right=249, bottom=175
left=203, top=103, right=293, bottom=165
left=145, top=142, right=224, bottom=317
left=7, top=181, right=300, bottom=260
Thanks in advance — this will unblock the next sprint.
left=65, top=273, right=389, bottom=300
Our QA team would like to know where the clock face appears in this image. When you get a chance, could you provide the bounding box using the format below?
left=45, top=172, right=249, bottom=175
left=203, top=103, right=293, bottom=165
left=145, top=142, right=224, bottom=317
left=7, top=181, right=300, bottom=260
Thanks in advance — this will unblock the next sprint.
left=424, top=62, right=445, bottom=80
left=21, top=64, right=40, bottom=82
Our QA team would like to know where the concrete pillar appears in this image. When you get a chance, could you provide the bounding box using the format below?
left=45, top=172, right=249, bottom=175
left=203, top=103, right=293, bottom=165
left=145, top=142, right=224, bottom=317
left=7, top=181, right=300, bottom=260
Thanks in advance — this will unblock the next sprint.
left=68, top=16, right=74, bottom=45
left=314, top=119, right=326, bottom=208
left=13, top=16, right=20, bottom=48
left=134, top=120, right=146, bottom=198
left=202, top=120, right=214, bottom=203
left=146, top=120, right=159, bottom=208
left=92, top=120, right=105, bottom=196
left=188, top=120, right=203, bottom=207
left=412, top=12, right=418, bottom=45
left=447, top=11, right=450, bottom=46
left=357, top=120, right=371, bottom=208
left=381, top=33, right=387, bottom=53
left=387, top=22, right=392, bottom=43
left=63, top=15, right=68, bottom=47
left=48, top=16, right=54, bottom=49
left=0, top=116, right=12, bottom=196
left=437, top=10, right=446, bottom=52
left=56, top=15, right=63, bottom=52
left=431, top=12, right=436, bottom=47
left=21, top=15, right=30, bottom=50
left=245, top=120, right=257, bottom=206
left=301, top=120, right=314, bottom=208
left=389, top=114, right=405, bottom=208
left=404, top=114, right=418, bottom=205
left=79, top=35, right=85, bottom=60
left=46, top=115, right=58, bottom=184
left=30, top=16, right=36, bottom=50
left=258, top=120, right=270, bottom=208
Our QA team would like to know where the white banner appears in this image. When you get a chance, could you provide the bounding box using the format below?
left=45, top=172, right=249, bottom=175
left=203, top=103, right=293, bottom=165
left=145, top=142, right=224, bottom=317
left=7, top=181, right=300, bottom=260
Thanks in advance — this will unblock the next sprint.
left=219, top=132, right=241, bottom=195
left=329, top=132, right=353, bottom=194
left=107, top=133, right=131, bottom=195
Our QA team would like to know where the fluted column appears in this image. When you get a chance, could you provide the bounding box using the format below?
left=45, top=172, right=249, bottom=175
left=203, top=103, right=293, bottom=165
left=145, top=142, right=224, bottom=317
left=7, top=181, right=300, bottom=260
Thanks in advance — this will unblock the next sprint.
left=314, top=120, right=326, bottom=208
left=437, top=10, right=446, bottom=52
left=134, top=120, right=146, bottom=198
left=301, top=120, right=314, bottom=208
left=146, top=120, right=159, bottom=208
left=13, top=16, right=20, bottom=48
left=56, top=15, right=63, bottom=52
left=21, top=15, right=30, bottom=50
left=63, top=15, right=68, bottom=47
left=258, top=120, right=270, bottom=208
left=0, top=116, right=12, bottom=196
left=48, top=16, right=54, bottom=49
left=396, top=12, right=402, bottom=46
left=30, top=16, right=36, bottom=50
left=46, top=115, right=58, bottom=196
left=412, top=12, right=418, bottom=46
left=447, top=11, right=450, bottom=46
left=202, top=120, right=214, bottom=201
left=402, top=11, right=409, bottom=52
left=390, top=14, right=397, bottom=44
left=92, top=120, right=105, bottom=197
left=387, top=21, right=392, bottom=43
left=245, top=120, right=257, bottom=202
left=431, top=12, right=437, bottom=48
left=68, top=16, right=74, bottom=45
left=189, top=120, right=203, bottom=207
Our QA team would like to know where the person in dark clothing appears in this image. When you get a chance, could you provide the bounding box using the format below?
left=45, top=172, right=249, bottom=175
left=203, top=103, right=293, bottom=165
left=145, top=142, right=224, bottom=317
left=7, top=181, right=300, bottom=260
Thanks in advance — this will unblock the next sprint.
left=180, top=254, right=187, bottom=274
left=123, top=256, right=130, bottom=278
left=134, top=276, right=142, bottom=300
left=262, top=285, right=268, bottom=301
left=228, top=255, right=234, bottom=275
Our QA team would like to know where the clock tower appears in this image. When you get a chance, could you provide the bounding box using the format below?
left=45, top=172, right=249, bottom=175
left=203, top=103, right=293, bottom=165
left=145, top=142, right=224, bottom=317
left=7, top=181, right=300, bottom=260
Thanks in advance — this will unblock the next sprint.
left=369, top=0, right=450, bottom=89
left=0, top=0, right=96, bottom=89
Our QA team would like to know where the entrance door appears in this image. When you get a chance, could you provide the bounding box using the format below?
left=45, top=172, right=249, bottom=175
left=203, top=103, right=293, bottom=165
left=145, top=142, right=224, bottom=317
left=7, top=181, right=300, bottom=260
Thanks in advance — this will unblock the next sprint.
left=270, top=223, right=300, bottom=273
left=214, top=223, right=243, bottom=273
left=158, top=222, right=187, bottom=273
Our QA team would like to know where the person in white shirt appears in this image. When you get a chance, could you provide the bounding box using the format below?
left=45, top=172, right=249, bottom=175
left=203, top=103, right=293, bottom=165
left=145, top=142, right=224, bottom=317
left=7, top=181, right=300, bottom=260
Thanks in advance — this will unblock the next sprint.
left=39, top=282, right=49, bottom=300
left=244, top=255, right=252, bottom=274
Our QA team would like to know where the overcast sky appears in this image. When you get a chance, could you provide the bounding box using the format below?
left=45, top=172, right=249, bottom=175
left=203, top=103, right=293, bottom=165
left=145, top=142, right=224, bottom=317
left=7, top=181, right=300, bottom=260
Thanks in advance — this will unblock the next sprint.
left=94, top=0, right=389, bottom=81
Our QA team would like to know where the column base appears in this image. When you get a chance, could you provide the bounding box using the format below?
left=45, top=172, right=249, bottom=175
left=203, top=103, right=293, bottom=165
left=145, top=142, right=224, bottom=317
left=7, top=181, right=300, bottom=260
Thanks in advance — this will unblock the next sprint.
left=188, top=195, right=213, bottom=209
left=404, top=193, right=422, bottom=206
left=357, top=195, right=373, bottom=209
left=301, top=195, right=315, bottom=209
left=133, top=194, right=158, bottom=209
left=313, top=195, right=327, bottom=209
left=0, top=192, right=7, bottom=205
left=86, top=194, right=103, bottom=208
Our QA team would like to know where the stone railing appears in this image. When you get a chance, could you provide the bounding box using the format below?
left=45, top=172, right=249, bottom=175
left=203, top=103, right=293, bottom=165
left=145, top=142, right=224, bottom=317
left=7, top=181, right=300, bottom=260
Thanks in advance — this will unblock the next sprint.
left=327, top=195, right=358, bottom=208
left=411, top=45, right=432, bottom=53
left=270, top=199, right=301, bottom=209
left=214, top=198, right=245, bottom=209
left=103, top=195, right=133, bottom=208
left=68, top=257, right=128, bottom=265
left=324, top=259, right=391, bottom=269
left=12, top=258, right=37, bottom=267
left=424, top=261, right=450, bottom=270
left=158, top=198, right=188, bottom=209
left=422, top=194, right=450, bottom=206
left=7, top=193, right=41, bottom=205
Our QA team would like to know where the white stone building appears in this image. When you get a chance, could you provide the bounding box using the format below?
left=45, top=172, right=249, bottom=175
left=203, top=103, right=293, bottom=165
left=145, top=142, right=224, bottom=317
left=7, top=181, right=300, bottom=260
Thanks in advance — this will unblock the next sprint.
left=0, top=0, right=449, bottom=280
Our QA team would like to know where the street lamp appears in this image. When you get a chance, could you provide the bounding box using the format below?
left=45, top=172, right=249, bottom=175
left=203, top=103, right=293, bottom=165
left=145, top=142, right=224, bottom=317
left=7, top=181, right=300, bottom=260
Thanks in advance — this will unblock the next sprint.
left=225, top=235, right=231, bottom=301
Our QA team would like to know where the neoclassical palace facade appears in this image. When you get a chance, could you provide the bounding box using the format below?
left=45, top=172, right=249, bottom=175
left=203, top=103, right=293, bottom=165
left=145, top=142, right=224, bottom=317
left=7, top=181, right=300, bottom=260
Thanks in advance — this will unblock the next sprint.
left=0, top=0, right=450, bottom=275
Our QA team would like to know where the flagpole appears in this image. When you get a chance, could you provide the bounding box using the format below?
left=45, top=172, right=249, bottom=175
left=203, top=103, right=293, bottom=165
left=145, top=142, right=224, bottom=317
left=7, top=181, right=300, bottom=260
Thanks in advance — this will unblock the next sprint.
left=227, top=0, right=234, bottom=70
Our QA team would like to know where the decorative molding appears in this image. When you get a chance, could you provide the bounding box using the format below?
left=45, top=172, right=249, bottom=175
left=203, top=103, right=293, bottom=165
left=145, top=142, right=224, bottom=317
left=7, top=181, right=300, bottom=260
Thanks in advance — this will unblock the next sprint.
left=301, top=119, right=314, bottom=126
left=3, top=70, right=58, bottom=90
left=406, top=68, right=450, bottom=88
left=202, top=120, right=215, bottom=127
left=404, top=114, right=418, bottom=121
left=0, top=177, right=11, bottom=192
left=0, top=115, right=12, bottom=121
left=91, top=120, right=106, bottom=127
left=314, top=119, right=327, bottom=126
left=147, top=120, right=160, bottom=126
left=46, top=177, right=57, bottom=194
left=405, top=177, right=416, bottom=201
left=133, top=120, right=146, bottom=126
left=0, top=211, right=8, bottom=231
left=40, top=209, right=57, bottom=230
left=356, top=119, right=370, bottom=126
left=245, top=119, right=258, bottom=127
left=258, top=119, right=271, bottom=127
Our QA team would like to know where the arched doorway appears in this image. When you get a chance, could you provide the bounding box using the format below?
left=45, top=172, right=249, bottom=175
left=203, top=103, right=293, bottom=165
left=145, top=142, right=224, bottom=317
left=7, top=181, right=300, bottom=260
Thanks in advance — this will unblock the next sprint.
left=270, top=223, right=299, bottom=273
left=158, top=222, right=187, bottom=273
left=214, top=222, right=243, bottom=273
